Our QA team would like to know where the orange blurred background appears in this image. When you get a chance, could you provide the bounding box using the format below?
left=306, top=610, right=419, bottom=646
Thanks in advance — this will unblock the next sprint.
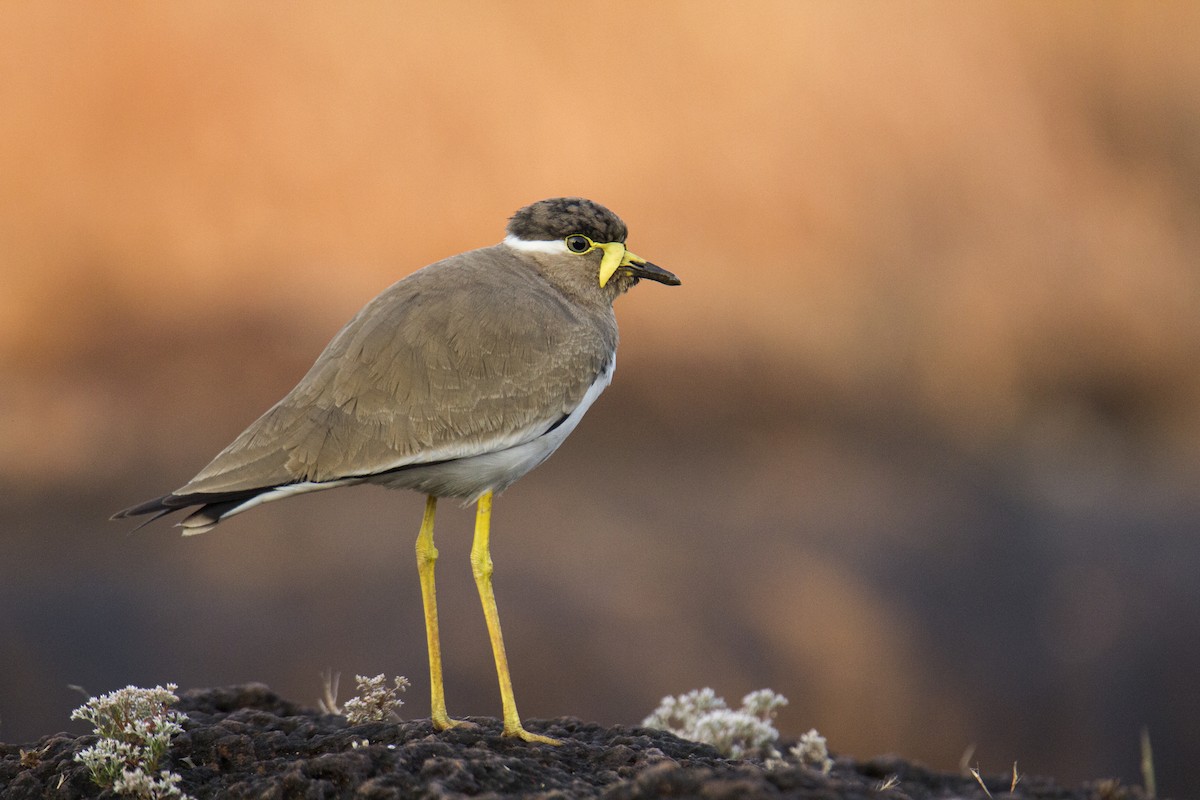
left=3, top=2, right=1199, bottom=794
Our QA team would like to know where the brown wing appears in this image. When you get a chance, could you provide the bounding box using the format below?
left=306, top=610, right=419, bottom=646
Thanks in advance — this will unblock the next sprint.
left=174, top=245, right=617, bottom=496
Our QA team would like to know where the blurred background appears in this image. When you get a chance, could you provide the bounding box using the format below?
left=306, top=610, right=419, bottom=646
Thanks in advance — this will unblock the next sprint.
left=2, top=2, right=1198, bottom=795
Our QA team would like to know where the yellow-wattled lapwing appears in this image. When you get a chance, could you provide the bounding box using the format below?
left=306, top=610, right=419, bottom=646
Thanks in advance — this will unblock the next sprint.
left=115, top=197, right=680, bottom=744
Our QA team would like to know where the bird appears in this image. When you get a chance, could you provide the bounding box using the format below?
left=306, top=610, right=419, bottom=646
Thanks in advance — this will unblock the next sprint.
left=113, top=197, right=680, bottom=745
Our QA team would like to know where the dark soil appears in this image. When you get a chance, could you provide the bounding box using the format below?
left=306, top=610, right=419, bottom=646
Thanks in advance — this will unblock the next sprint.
left=1, top=684, right=1151, bottom=799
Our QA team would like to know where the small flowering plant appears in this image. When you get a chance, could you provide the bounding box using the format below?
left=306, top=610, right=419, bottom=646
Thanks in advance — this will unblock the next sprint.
left=643, top=688, right=788, bottom=760
left=644, top=688, right=834, bottom=772
left=342, top=674, right=410, bottom=724
left=71, top=683, right=191, bottom=798
left=790, top=728, right=834, bottom=774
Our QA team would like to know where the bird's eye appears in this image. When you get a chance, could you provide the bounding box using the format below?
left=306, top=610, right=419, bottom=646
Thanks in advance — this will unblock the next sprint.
left=566, top=235, right=592, bottom=253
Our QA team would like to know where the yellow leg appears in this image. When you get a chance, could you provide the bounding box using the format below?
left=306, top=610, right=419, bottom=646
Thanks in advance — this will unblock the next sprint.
left=415, top=495, right=472, bottom=731
left=470, top=490, right=561, bottom=745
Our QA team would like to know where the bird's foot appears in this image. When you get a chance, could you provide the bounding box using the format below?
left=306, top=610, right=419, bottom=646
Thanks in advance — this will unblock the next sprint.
left=502, top=724, right=562, bottom=746
left=432, top=713, right=477, bottom=732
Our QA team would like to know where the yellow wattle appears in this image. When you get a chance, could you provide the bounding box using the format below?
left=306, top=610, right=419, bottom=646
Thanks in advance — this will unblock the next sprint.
left=597, top=243, right=626, bottom=287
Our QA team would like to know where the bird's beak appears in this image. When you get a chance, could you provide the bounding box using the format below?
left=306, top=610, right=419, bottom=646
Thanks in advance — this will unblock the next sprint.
left=597, top=243, right=681, bottom=287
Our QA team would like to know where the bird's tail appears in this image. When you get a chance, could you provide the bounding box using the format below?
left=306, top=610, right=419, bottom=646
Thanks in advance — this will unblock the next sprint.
left=112, top=479, right=360, bottom=534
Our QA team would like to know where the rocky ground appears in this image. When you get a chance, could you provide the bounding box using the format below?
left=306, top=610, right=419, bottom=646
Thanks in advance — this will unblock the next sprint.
left=1, top=685, right=1152, bottom=799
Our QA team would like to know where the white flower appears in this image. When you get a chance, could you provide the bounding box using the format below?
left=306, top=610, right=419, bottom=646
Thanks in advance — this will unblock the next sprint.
left=642, top=688, right=788, bottom=760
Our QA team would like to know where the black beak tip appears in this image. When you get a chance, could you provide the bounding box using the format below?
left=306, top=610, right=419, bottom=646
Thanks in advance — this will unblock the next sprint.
left=634, top=261, right=681, bottom=286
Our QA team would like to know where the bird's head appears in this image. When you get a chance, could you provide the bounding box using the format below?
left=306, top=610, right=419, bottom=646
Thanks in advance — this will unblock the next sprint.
left=504, top=197, right=680, bottom=297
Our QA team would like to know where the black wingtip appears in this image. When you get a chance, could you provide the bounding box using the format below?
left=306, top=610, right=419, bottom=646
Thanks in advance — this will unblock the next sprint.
left=123, top=507, right=180, bottom=533
left=112, top=493, right=176, bottom=520
left=111, top=486, right=276, bottom=532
